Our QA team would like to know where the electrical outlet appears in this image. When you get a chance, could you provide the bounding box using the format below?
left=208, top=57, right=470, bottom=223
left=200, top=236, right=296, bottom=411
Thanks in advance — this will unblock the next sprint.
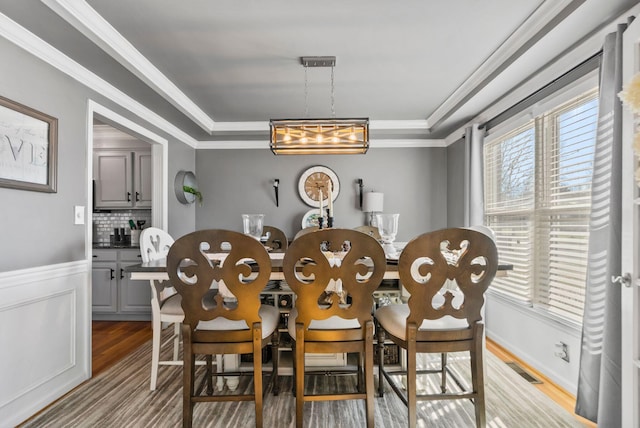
left=554, top=342, right=569, bottom=362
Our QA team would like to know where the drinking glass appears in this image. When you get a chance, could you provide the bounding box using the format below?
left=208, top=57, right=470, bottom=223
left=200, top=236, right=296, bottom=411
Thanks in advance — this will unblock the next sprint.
left=376, top=213, right=400, bottom=257
left=242, top=214, right=264, bottom=240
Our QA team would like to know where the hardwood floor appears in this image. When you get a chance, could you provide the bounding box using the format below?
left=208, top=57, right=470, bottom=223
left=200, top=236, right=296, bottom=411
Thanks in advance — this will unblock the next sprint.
left=92, top=321, right=152, bottom=376
left=93, top=322, right=593, bottom=426
left=486, top=339, right=595, bottom=427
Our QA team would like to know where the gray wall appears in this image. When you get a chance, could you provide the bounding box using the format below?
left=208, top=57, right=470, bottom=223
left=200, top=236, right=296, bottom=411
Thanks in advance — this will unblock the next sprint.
left=0, top=36, right=195, bottom=272
left=194, top=147, right=448, bottom=240
left=168, top=144, right=197, bottom=239
left=446, top=138, right=465, bottom=228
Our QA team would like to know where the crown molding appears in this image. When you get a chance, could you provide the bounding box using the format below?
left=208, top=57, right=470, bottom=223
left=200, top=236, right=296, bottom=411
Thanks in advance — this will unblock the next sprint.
left=42, top=0, right=216, bottom=133
left=196, top=138, right=445, bottom=150
left=0, top=10, right=453, bottom=151
left=443, top=1, right=640, bottom=145
left=370, top=120, right=430, bottom=130
left=426, top=0, right=585, bottom=129
left=0, top=11, right=199, bottom=148
left=210, top=119, right=431, bottom=133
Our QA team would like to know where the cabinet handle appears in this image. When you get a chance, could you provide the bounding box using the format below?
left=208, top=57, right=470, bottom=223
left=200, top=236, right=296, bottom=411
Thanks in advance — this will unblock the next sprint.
left=110, top=268, right=115, bottom=280
left=120, top=268, right=125, bottom=280
left=136, top=191, right=140, bottom=202
left=127, top=192, right=131, bottom=202
left=93, top=255, right=98, bottom=258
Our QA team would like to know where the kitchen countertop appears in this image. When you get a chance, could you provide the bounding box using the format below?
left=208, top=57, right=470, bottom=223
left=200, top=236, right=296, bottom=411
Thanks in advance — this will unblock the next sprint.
left=93, top=243, right=140, bottom=250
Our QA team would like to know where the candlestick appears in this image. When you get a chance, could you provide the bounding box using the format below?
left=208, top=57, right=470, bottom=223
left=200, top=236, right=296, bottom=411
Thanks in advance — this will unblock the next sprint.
left=318, top=216, right=324, bottom=229
left=328, top=184, right=333, bottom=217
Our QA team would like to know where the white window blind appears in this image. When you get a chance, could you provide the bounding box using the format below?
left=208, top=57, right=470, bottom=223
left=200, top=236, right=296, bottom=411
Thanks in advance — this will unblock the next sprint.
left=484, top=90, right=598, bottom=323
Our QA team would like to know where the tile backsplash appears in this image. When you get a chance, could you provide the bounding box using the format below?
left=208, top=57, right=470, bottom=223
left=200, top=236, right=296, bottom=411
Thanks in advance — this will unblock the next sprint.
left=93, top=210, right=152, bottom=244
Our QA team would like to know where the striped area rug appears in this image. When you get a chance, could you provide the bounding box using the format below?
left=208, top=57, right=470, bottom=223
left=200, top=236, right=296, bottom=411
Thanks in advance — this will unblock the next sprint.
left=21, top=337, right=584, bottom=427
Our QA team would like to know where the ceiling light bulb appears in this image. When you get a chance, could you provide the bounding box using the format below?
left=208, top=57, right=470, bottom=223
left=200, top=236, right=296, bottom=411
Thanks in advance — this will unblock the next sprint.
left=316, top=134, right=323, bottom=143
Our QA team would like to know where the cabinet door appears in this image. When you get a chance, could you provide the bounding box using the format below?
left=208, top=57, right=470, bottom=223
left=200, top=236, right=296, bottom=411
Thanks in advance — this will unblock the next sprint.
left=94, top=150, right=133, bottom=208
left=133, top=151, right=152, bottom=208
left=119, top=261, right=152, bottom=313
left=92, top=262, right=118, bottom=312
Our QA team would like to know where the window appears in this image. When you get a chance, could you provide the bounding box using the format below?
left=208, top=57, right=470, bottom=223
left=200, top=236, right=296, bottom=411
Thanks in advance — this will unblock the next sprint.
left=484, top=90, right=598, bottom=323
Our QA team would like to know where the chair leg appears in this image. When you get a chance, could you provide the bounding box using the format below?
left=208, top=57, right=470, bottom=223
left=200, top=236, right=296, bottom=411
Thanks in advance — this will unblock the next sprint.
left=150, top=314, right=162, bottom=391
left=205, top=355, right=213, bottom=395
left=252, top=323, right=263, bottom=428
left=407, top=324, right=418, bottom=428
left=272, top=330, right=280, bottom=396
left=376, top=322, right=386, bottom=397
left=216, top=354, right=224, bottom=391
left=295, top=323, right=305, bottom=428
left=440, top=352, right=448, bottom=393
left=365, top=321, right=375, bottom=428
left=172, top=321, right=181, bottom=361
left=471, top=324, right=486, bottom=428
left=182, top=325, right=194, bottom=428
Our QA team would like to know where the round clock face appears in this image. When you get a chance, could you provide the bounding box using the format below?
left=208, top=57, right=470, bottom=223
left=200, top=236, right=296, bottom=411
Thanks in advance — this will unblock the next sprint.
left=298, top=166, right=340, bottom=207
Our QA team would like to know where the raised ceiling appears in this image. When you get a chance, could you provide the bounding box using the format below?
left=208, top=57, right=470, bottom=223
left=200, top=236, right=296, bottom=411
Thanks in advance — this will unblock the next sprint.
left=1, top=0, right=637, bottom=145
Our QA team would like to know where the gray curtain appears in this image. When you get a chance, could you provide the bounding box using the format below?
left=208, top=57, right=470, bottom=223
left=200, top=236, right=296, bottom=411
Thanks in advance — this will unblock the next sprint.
left=463, top=123, right=485, bottom=227
left=575, top=24, right=626, bottom=426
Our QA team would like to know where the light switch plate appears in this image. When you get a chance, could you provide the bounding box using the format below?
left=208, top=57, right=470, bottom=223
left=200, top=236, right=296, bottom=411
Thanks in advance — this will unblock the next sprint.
left=74, top=205, right=85, bottom=225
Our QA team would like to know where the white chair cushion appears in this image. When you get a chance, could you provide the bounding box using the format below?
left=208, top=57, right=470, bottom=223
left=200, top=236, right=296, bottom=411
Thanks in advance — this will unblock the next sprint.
left=196, top=305, right=279, bottom=339
left=287, top=308, right=362, bottom=340
left=159, top=293, right=184, bottom=317
left=375, top=304, right=469, bottom=341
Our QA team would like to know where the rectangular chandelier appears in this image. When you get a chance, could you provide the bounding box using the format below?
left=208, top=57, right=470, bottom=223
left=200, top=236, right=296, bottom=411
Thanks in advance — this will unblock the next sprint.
left=270, top=118, right=369, bottom=155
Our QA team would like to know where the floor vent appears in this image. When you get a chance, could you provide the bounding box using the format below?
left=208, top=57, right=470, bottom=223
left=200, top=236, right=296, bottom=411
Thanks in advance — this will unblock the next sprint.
left=505, top=361, right=542, bottom=384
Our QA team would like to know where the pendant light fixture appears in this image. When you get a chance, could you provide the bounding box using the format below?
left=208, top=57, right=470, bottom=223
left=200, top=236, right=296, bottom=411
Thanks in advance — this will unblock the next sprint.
left=270, top=56, right=369, bottom=155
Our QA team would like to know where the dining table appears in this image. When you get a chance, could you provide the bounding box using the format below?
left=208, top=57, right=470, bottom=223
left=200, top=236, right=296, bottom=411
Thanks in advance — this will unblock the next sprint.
left=125, top=248, right=512, bottom=390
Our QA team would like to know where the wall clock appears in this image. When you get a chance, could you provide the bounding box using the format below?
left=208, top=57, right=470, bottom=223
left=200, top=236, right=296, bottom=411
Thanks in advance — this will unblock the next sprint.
left=298, top=165, right=340, bottom=207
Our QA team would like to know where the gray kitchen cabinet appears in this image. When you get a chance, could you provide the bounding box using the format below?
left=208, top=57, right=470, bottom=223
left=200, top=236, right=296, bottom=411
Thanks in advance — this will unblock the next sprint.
left=92, top=248, right=150, bottom=320
left=91, top=262, right=117, bottom=312
left=93, top=149, right=151, bottom=209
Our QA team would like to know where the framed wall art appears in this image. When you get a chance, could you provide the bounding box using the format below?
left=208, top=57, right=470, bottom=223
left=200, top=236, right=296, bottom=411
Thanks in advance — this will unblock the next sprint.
left=0, top=95, right=58, bottom=192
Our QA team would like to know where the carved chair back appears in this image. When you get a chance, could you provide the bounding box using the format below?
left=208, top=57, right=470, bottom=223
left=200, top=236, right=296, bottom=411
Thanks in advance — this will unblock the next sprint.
left=398, top=228, right=498, bottom=340
left=167, top=229, right=272, bottom=343
left=263, top=225, right=288, bottom=252
left=283, top=228, right=386, bottom=341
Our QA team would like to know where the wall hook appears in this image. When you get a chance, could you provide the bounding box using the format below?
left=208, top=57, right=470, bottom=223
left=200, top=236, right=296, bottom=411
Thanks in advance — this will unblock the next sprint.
left=273, top=179, right=280, bottom=207
left=357, top=178, right=364, bottom=208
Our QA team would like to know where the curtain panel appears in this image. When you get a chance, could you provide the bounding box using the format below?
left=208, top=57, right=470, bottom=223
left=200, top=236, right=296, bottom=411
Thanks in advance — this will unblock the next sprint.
left=575, top=24, right=626, bottom=426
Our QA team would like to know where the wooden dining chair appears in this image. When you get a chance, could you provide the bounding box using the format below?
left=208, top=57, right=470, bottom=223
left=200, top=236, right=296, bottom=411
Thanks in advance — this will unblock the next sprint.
left=375, top=228, right=498, bottom=428
left=262, top=225, right=288, bottom=252
left=293, top=226, right=318, bottom=240
left=353, top=225, right=381, bottom=240
left=167, top=229, right=279, bottom=428
left=282, top=228, right=386, bottom=428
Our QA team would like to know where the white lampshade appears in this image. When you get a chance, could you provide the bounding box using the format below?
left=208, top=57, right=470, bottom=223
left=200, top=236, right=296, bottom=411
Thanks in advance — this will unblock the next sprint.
left=363, top=192, right=384, bottom=212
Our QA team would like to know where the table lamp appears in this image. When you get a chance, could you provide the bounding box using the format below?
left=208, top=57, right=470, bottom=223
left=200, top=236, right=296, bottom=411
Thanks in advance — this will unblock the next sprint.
left=362, top=191, right=384, bottom=227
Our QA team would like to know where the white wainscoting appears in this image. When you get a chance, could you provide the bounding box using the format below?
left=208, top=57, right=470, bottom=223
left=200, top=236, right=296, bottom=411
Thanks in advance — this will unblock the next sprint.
left=0, top=261, right=91, bottom=427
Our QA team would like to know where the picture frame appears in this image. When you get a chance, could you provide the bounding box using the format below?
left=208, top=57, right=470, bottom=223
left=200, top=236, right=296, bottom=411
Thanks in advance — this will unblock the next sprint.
left=0, top=95, right=58, bottom=192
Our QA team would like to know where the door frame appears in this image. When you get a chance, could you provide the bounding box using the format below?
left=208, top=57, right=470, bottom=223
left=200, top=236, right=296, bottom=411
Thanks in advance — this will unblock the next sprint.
left=86, top=100, right=168, bottom=371
left=620, top=17, right=640, bottom=428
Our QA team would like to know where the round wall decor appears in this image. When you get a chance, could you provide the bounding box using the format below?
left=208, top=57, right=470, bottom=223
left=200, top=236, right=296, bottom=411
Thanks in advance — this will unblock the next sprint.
left=174, top=170, right=200, bottom=204
left=297, top=165, right=340, bottom=207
